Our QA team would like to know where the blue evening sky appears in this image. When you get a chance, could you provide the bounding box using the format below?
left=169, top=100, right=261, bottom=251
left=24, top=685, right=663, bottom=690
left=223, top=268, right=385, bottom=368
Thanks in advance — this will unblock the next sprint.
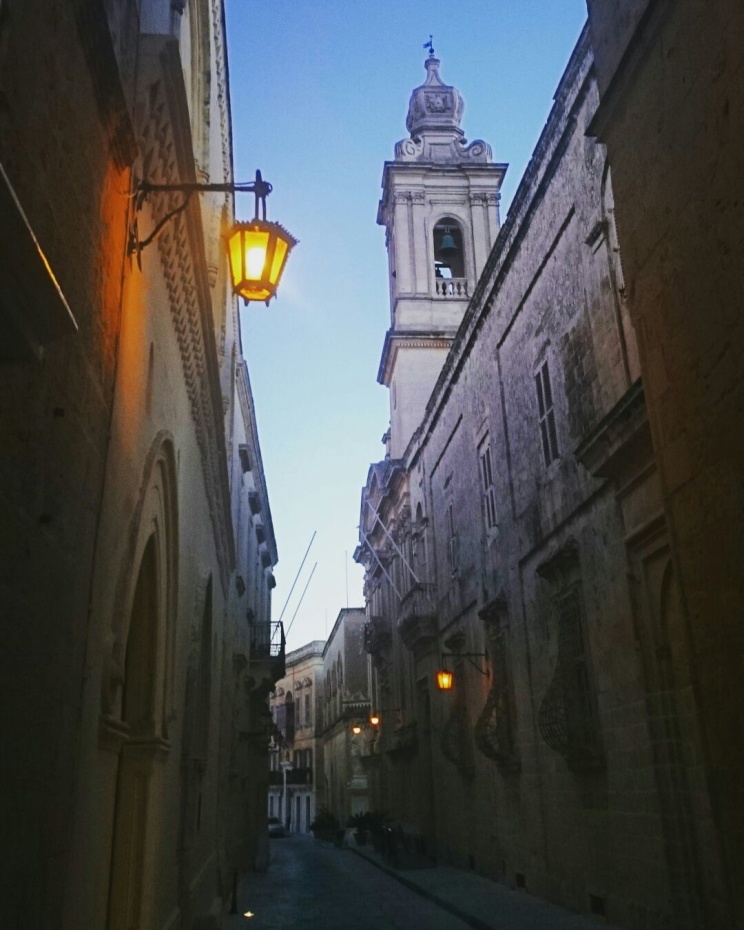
left=225, top=0, right=587, bottom=650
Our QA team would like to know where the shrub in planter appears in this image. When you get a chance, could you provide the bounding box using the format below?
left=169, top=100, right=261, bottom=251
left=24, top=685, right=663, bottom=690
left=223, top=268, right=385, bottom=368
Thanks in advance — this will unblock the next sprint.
left=348, top=812, right=369, bottom=845
left=309, top=808, right=339, bottom=843
left=364, top=810, right=390, bottom=852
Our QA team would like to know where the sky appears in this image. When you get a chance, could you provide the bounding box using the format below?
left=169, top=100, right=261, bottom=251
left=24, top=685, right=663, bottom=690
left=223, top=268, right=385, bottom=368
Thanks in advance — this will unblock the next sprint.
left=224, top=0, right=588, bottom=651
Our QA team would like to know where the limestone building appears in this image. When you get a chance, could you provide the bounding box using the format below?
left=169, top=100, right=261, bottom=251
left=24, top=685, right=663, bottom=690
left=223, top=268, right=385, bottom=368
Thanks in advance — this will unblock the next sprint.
left=0, top=3, right=283, bottom=929
left=583, top=3, right=744, bottom=927
left=377, top=49, right=506, bottom=459
left=317, top=608, right=371, bottom=826
left=267, top=640, right=324, bottom=833
left=355, top=29, right=728, bottom=929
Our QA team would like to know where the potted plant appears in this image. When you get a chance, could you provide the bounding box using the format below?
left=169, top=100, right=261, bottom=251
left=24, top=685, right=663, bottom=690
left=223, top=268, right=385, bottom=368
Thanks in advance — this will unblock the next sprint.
left=349, top=811, right=370, bottom=845
left=309, top=808, right=339, bottom=844
left=365, top=810, right=390, bottom=853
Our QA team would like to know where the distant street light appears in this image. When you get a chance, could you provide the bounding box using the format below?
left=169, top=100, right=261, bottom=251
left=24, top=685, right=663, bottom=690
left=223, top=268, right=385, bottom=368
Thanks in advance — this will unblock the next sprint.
left=280, top=759, right=293, bottom=831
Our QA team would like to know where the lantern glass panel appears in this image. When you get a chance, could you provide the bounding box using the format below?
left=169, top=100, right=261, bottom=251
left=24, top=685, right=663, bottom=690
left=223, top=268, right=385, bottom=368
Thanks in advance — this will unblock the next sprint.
left=242, top=228, right=270, bottom=281
left=436, top=669, right=454, bottom=691
left=269, top=235, right=289, bottom=286
left=229, top=230, right=244, bottom=290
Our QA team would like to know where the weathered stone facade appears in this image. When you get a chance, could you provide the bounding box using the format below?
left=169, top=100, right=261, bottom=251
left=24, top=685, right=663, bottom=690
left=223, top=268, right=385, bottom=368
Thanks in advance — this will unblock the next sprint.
left=584, top=3, right=744, bottom=927
left=355, top=27, right=728, bottom=929
left=0, top=2, right=282, bottom=928
left=317, top=608, right=370, bottom=826
left=268, top=641, right=324, bottom=833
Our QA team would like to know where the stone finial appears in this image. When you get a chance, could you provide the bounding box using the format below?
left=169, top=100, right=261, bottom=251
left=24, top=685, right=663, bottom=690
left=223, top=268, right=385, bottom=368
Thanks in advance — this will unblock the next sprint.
left=396, top=54, right=492, bottom=165
left=405, top=55, right=464, bottom=138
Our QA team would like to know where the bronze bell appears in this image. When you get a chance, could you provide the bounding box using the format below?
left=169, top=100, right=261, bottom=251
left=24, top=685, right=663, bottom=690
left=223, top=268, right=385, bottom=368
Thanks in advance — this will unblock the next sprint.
left=438, top=228, right=458, bottom=257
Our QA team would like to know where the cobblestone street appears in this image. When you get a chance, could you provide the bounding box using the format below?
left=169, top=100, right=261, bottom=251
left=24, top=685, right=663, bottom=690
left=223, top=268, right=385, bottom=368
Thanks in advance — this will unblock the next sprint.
left=223, top=835, right=618, bottom=930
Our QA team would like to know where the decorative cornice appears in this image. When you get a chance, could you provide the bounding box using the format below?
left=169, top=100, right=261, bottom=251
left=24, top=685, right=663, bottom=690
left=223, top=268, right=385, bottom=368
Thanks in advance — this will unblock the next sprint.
left=575, top=379, right=649, bottom=480
left=74, top=0, right=137, bottom=170
left=137, top=35, right=235, bottom=594
left=377, top=329, right=453, bottom=386
left=211, top=0, right=233, bottom=185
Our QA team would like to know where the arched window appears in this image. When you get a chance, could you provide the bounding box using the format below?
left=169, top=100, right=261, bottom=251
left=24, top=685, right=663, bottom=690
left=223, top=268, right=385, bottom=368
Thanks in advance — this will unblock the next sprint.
left=433, top=218, right=465, bottom=280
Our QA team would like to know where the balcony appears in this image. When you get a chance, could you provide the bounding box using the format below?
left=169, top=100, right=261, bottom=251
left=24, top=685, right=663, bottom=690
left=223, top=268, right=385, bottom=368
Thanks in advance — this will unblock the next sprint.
left=364, top=615, right=392, bottom=657
left=435, top=277, right=468, bottom=298
left=268, top=767, right=313, bottom=786
left=398, top=583, right=437, bottom=654
left=248, top=620, right=285, bottom=693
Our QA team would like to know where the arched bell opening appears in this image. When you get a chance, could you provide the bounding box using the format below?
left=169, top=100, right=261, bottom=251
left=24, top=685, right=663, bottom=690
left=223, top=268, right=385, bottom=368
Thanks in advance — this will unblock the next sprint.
left=433, top=218, right=465, bottom=280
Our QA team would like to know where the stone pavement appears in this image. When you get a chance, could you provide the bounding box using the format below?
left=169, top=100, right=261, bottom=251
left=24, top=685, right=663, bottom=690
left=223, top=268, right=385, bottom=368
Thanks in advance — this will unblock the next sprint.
left=222, top=834, right=471, bottom=929
left=223, top=833, right=622, bottom=929
left=350, top=838, right=621, bottom=930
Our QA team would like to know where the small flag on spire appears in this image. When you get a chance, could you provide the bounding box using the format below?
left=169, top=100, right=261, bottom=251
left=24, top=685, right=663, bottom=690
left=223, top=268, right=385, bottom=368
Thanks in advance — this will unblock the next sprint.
left=423, top=35, right=435, bottom=56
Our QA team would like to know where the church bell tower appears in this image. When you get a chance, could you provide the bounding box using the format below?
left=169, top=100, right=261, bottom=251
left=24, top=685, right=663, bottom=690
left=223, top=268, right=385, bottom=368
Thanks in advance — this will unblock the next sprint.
left=378, top=47, right=506, bottom=458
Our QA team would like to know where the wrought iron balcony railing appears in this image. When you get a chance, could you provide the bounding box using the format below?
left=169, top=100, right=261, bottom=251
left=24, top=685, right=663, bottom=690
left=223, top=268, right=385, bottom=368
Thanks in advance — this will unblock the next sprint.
left=249, top=620, right=285, bottom=685
left=250, top=620, right=285, bottom=659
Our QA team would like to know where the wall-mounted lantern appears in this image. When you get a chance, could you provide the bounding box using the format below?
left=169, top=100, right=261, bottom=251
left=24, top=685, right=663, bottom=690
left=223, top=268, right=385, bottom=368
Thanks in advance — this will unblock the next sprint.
left=435, top=669, right=454, bottom=691
left=435, top=652, right=489, bottom=691
left=129, top=170, right=297, bottom=306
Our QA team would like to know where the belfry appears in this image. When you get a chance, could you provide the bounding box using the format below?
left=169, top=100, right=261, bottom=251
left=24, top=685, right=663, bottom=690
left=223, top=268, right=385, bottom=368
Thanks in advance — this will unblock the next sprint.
left=377, top=45, right=507, bottom=457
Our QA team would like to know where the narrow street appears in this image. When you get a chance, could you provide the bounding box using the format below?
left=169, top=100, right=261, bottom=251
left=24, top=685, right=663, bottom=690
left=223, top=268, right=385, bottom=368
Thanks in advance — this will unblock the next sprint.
left=225, top=835, right=471, bottom=930
left=224, top=835, right=618, bottom=930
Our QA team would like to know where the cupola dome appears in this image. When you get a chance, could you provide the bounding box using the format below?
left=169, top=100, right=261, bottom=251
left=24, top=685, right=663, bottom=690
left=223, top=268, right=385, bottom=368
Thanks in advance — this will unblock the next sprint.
left=405, top=54, right=465, bottom=139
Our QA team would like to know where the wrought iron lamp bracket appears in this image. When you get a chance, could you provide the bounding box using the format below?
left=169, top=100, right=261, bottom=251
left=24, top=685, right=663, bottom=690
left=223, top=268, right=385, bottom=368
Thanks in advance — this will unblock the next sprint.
left=129, top=169, right=273, bottom=261
left=440, top=652, right=490, bottom=677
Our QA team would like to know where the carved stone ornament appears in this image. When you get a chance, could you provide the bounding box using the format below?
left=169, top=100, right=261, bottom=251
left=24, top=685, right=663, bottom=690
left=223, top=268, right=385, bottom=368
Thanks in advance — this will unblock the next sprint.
left=137, top=35, right=233, bottom=594
left=406, top=56, right=464, bottom=137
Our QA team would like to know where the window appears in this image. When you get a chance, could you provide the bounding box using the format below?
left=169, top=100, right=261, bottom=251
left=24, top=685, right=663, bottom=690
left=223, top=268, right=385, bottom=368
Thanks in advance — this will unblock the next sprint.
left=433, top=218, right=465, bottom=279
left=447, top=502, right=459, bottom=573
left=537, top=542, right=603, bottom=772
left=304, top=693, right=311, bottom=729
left=269, top=796, right=274, bottom=816
left=535, top=360, right=559, bottom=465
left=478, top=439, right=497, bottom=532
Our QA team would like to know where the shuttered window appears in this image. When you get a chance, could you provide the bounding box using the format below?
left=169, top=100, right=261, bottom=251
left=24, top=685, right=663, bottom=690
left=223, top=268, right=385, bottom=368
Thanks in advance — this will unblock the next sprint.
left=535, top=360, right=559, bottom=465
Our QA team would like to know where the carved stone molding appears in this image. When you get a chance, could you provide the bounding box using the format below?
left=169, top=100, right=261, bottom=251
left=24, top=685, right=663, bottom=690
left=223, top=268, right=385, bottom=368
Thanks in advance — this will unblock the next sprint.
left=536, top=538, right=581, bottom=588
left=137, top=36, right=234, bottom=594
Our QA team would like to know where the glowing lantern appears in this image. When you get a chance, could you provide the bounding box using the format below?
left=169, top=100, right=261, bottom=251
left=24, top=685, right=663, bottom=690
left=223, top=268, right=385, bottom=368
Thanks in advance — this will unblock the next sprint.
left=436, top=669, right=454, bottom=691
left=227, top=219, right=297, bottom=305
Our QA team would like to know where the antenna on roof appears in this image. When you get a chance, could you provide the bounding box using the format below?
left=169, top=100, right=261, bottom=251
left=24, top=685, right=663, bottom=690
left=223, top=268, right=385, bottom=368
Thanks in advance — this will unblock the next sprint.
left=277, top=530, right=316, bottom=625
left=285, top=562, right=318, bottom=638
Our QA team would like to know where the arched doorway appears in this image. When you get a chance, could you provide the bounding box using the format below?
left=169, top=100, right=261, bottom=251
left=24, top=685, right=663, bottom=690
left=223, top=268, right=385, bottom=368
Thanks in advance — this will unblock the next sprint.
left=104, top=439, right=178, bottom=930
left=107, top=535, right=166, bottom=930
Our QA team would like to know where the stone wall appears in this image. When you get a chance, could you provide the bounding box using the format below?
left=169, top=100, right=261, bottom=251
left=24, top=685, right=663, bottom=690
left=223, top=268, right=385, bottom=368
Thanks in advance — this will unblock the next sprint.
left=357, top=27, right=725, bottom=928
left=585, top=2, right=744, bottom=926
left=0, top=2, right=279, bottom=928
